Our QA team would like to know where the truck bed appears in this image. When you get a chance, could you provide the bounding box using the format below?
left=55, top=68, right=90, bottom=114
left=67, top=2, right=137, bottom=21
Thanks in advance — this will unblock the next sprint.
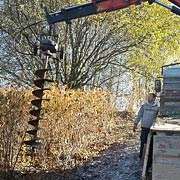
left=142, top=118, right=180, bottom=180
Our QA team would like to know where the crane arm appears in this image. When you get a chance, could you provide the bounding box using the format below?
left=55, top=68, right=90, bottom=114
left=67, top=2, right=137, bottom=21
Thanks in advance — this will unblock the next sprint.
left=45, top=0, right=146, bottom=24
left=45, top=0, right=180, bottom=25
left=169, top=0, right=180, bottom=7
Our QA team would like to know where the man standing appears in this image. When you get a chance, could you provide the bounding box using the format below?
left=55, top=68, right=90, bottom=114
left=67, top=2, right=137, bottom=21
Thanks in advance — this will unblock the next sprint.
left=133, top=93, right=159, bottom=160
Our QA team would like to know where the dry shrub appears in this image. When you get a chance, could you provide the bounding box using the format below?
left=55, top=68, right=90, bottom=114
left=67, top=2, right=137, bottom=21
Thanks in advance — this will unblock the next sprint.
left=0, top=88, right=32, bottom=175
left=0, top=85, right=134, bottom=173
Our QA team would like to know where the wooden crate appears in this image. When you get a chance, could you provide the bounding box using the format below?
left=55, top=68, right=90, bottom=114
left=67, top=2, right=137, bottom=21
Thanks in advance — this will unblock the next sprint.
left=153, top=135, right=180, bottom=180
left=160, top=93, right=180, bottom=116
left=163, top=77, right=180, bottom=91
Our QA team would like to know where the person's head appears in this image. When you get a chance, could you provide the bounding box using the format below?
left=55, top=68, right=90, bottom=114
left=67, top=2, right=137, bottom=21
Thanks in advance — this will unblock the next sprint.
left=147, top=93, right=156, bottom=104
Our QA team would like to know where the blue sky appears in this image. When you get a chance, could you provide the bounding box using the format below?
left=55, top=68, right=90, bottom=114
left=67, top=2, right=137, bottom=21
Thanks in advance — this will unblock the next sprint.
left=0, top=1, right=4, bottom=7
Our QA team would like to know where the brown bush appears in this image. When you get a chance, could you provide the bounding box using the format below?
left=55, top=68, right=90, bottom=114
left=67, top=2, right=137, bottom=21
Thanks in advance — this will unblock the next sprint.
left=0, top=85, right=133, bottom=174
left=0, top=88, right=32, bottom=175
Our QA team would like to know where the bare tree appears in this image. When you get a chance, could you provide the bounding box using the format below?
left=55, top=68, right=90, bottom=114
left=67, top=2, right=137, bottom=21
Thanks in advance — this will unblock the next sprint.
left=0, top=0, right=44, bottom=87
left=0, top=0, right=141, bottom=89
left=55, top=16, right=141, bottom=88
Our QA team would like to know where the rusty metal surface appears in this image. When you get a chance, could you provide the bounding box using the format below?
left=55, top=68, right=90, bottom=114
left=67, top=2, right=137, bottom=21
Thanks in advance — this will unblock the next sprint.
left=24, top=37, right=56, bottom=152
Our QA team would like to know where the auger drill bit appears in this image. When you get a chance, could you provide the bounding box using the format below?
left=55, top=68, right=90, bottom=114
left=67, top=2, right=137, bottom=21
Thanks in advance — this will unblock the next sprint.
left=24, top=37, right=57, bottom=155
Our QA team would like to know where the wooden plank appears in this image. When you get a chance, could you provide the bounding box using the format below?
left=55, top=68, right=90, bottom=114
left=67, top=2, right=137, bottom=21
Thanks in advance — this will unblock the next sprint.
left=142, top=132, right=153, bottom=180
left=154, top=137, right=180, bottom=150
left=153, top=135, right=180, bottom=180
left=165, top=119, right=180, bottom=124
left=161, top=103, right=180, bottom=108
left=153, top=165, right=180, bottom=173
left=151, top=123, right=180, bottom=132
left=160, top=102, right=180, bottom=105
left=153, top=163, right=180, bottom=180
left=164, top=77, right=180, bottom=83
left=160, top=101, right=180, bottom=105
left=160, top=106, right=180, bottom=110
left=164, top=80, right=180, bottom=84
left=161, top=95, right=180, bottom=98
left=154, top=156, right=180, bottom=165
left=160, top=110, right=180, bottom=115
left=154, top=149, right=180, bottom=157
left=163, top=83, right=180, bottom=90
left=153, top=165, right=180, bottom=180
left=161, top=91, right=180, bottom=95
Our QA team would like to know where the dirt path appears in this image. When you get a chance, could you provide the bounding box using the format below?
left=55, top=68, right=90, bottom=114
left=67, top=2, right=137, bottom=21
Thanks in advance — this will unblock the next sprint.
left=2, top=135, right=142, bottom=180
left=54, top=135, right=143, bottom=180
left=72, top=142, right=142, bottom=180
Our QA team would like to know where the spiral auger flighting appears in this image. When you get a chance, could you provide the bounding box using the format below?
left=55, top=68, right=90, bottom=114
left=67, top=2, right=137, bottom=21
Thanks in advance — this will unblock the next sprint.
left=24, top=27, right=57, bottom=156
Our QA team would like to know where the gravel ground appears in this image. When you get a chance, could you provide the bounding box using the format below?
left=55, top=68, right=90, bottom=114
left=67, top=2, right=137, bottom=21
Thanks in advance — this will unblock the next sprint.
left=53, top=134, right=143, bottom=180
left=72, top=142, right=142, bottom=180
left=42, top=138, right=142, bottom=180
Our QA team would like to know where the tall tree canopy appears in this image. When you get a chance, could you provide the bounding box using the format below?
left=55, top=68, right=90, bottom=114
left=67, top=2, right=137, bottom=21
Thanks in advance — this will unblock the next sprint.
left=0, top=0, right=180, bottom=90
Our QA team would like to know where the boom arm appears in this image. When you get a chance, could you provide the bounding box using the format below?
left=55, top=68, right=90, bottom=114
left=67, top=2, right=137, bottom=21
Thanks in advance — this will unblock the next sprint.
left=45, top=0, right=144, bottom=24
left=45, top=0, right=180, bottom=25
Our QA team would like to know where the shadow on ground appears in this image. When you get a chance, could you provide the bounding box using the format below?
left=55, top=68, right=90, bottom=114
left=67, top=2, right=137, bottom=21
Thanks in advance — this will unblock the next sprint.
left=0, top=142, right=142, bottom=180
